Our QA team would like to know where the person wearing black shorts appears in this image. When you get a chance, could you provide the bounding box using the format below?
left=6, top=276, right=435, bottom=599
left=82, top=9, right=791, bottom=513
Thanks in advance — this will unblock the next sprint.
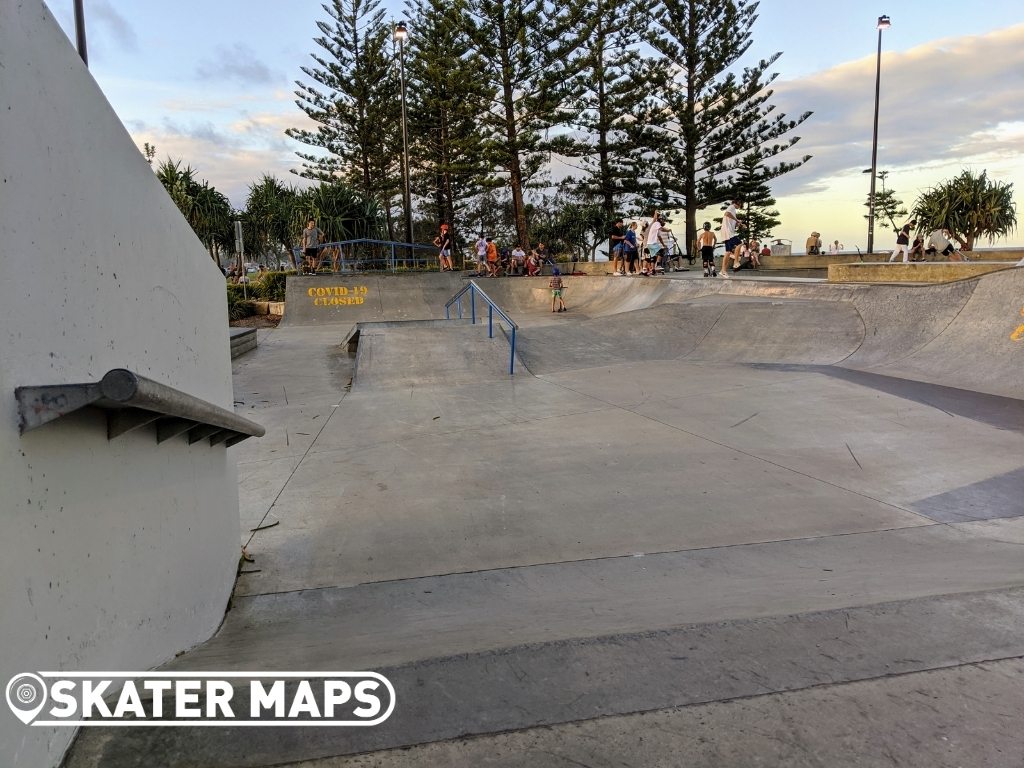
left=302, top=219, right=323, bottom=273
left=697, top=221, right=717, bottom=277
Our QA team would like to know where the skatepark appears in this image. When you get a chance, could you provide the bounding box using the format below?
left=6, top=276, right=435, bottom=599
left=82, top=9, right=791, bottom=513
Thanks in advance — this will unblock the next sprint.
left=3, top=3, right=1024, bottom=766
left=65, top=268, right=1024, bottom=765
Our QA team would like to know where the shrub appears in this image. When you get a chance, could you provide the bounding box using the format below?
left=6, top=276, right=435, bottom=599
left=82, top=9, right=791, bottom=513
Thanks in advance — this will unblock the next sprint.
left=226, top=283, right=248, bottom=301
left=251, top=271, right=289, bottom=302
left=227, top=293, right=257, bottom=320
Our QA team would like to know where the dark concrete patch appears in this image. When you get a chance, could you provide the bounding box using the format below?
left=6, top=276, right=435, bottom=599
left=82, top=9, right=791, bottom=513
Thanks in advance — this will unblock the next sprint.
left=64, top=588, right=1024, bottom=768
left=910, top=467, right=1024, bottom=522
left=752, top=364, right=1024, bottom=433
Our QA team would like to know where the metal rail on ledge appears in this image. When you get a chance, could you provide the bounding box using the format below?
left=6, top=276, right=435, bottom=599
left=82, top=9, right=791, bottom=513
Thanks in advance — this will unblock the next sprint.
left=292, top=238, right=443, bottom=274
left=15, top=369, right=266, bottom=447
left=445, top=281, right=518, bottom=375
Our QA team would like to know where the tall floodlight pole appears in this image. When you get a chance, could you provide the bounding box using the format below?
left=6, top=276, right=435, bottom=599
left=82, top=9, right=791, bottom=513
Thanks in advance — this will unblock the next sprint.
left=74, top=0, right=89, bottom=66
left=395, top=22, right=413, bottom=260
left=866, top=15, right=890, bottom=255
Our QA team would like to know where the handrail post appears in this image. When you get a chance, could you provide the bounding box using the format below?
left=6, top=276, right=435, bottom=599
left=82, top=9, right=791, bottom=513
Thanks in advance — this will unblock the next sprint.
left=391, top=243, right=396, bottom=273
left=509, top=327, right=516, bottom=375
left=457, top=295, right=463, bottom=320
left=471, top=286, right=476, bottom=324
left=488, top=304, right=493, bottom=338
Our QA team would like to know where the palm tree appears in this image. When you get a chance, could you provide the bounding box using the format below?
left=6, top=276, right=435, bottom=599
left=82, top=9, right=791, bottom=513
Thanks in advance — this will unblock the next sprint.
left=913, top=170, right=1017, bottom=251
left=244, top=175, right=299, bottom=267
left=155, top=159, right=234, bottom=262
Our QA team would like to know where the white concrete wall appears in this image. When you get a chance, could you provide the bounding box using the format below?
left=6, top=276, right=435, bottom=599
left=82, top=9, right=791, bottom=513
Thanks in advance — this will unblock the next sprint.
left=0, top=3, right=242, bottom=765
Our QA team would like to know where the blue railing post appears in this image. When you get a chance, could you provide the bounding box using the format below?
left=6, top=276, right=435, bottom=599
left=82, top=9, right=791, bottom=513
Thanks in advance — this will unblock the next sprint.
left=391, top=244, right=396, bottom=273
left=509, top=327, right=516, bottom=375
left=457, top=295, right=463, bottom=319
left=471, top=287, right=476, bottom=324
left=488, top=304, right=493, bottom=338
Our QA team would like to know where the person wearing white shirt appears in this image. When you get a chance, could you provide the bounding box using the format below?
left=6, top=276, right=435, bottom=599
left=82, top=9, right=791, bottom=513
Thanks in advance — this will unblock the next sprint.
left=510, top=245, right=527, bottom=275
left=644, top=214, right=666, bottom=275
left=926, top=229, right=967, bottom=262
left=475, top=236, right=488, bottom=276
left=719, top=199, right=744, bottom=276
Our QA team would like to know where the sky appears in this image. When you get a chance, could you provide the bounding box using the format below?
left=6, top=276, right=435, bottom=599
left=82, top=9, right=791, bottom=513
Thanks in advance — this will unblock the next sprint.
left=52, top=0, right=1024, bottom=251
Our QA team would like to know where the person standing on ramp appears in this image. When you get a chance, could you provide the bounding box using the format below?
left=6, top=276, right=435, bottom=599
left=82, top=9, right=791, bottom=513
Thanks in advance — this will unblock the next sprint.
left=434, top=224, right=454, bottom=272
left=698, top=221, right=717, bottom=277
left=889, top=219, right=917, bottom=263
left=302, top=219, right=323, bottom=273
left=550, top=268, right=566, bottom=312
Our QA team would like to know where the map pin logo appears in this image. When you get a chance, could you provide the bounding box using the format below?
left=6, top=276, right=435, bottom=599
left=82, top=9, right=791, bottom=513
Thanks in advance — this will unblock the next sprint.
left=6, top=673, right=48, bottom=725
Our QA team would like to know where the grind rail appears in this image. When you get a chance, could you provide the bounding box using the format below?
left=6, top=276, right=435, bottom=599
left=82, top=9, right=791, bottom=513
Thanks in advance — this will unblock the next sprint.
left=445, top=281, right=518, bottom=375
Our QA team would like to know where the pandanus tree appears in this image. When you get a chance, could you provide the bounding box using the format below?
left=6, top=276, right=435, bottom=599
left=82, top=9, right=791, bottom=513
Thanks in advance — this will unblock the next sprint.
left=912, top=169, right=1017, bottom=251
left=155, top=159, right=234, bottom=262
left=244, top=175, right=300, bottom=267
left=293, top=181, right=386, bottom=243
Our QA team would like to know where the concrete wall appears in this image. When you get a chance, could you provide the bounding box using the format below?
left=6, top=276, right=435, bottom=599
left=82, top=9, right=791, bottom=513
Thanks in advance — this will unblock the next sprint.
left=0, top=3, right=241, bottom=765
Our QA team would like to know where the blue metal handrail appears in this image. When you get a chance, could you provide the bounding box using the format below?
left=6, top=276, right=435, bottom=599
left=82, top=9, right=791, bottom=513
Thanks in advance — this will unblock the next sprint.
left=445, top=281, right=518, bottom=375
left=292, top=239, right=447, bottom=274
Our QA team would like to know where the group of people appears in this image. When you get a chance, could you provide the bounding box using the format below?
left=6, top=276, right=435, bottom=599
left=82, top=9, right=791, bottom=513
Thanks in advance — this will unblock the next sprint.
left=608, top=215, right=686, bottom=276
left=225, top=263, right=266, bottom=284
left=698, top=197, right=771, bottom=278
left=889, top=221, right=969, bottom=262
left=805, top=233, right=844, bottom=255
left=472, top=236, right=556, bottom=277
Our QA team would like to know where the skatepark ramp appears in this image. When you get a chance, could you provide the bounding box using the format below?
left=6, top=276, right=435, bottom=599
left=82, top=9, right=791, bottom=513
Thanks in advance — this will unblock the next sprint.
left=282, top=268, right=1024, bottom=401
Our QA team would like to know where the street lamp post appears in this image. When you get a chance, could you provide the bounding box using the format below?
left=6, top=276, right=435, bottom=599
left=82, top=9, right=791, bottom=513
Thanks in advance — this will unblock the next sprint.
left=394, top=22, right=413, bottom=261
left=74, top=0, right=88, bottom=66
left=866, top=14, right=890, bottom=255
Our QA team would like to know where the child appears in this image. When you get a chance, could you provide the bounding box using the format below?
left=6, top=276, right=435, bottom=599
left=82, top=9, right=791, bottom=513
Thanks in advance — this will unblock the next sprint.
left=549, top=269, right=566, bottom=312
left=526, top=252, right=540, bottom=276
left=485, top=237, right=499, bottom=276
left=697, top=221, right=717, bottom=277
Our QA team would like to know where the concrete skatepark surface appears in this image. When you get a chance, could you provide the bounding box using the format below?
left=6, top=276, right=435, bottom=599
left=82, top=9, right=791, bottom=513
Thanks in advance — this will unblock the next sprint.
left=65, top=269, right=1024, bottom=766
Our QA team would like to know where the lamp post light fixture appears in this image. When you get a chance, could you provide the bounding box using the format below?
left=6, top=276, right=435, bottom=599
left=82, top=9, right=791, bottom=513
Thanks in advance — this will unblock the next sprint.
left=866, top=14, right=890, bottom=254
left=394, top=21, right=413, bottom=257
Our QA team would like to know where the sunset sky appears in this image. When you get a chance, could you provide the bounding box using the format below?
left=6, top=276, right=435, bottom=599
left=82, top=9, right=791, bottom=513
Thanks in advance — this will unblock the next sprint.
left=52, top=0, right=1024, bottom=250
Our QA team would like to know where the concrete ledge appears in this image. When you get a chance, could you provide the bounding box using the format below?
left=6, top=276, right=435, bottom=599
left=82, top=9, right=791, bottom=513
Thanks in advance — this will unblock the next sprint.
left=829, top=261, right=1014, bottom=284
left=229, top=327, right=257, bottom=358
left=268, top=301, right=285, bottom=315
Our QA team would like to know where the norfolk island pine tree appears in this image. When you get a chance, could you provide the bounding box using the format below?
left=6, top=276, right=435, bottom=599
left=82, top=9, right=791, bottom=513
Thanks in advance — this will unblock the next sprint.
left=633, top=0, right=811, bottom=255
left=287, top=0, right=405, bottom=241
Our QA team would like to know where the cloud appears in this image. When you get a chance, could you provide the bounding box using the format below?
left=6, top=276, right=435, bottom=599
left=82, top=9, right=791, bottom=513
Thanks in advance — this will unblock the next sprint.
left=134, top=110, right=318, bottom=206
left=196, top=44, right=277, bottom=85
left=769, top=23, right=1024, bottom=197
left=89, top=1, right=138, bottom=51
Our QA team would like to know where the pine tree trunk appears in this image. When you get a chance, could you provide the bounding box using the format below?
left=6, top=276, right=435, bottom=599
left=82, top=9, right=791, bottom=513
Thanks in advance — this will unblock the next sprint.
left=595, top=7, right=614, bottom=218
left=497, top=10, right=528, bottom=247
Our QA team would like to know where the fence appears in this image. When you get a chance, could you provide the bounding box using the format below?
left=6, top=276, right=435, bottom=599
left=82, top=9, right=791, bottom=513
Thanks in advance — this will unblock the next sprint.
left=291, top=239, right=464, bottom=274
